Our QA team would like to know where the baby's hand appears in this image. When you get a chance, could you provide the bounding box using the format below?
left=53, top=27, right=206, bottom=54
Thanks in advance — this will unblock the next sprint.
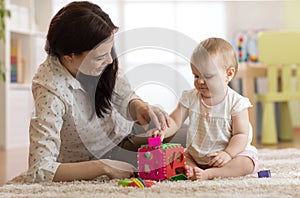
left=146, top=128, right=165, bottom=141
left=207, top=151, right=232, bottom=167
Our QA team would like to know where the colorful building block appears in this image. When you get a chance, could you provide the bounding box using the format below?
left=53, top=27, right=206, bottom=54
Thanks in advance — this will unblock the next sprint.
left=118, top=178, right=155, bottom=188
left=170, top=173, right=188, bottom=181
left=258, top=170, right=271, bottom=178
left=148, top=137, right=161, bottom=147
left=138, top=138, right=186, bottom=181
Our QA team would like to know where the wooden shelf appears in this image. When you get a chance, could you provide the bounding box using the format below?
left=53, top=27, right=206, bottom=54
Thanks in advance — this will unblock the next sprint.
left=0, top=0, right=52, bottom=150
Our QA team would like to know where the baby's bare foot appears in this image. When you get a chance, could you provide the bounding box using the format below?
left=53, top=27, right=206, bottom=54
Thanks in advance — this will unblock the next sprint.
left=192, top=167, right=209, bottom=181
left=184, top=165, right=194, bottom=178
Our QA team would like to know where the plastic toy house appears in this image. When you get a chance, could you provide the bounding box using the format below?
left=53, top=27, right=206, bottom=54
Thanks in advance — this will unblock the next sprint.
left=138, top=137, right=186, bottom=181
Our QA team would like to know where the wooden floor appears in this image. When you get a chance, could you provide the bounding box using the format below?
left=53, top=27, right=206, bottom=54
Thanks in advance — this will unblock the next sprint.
left=0, top=128, right=299, bottom=186
left=0, top=147, right=29, bottom=186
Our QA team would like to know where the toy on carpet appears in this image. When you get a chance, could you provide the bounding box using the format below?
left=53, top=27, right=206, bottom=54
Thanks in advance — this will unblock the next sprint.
left=118, top=178, right=155, bottom=188
left=170, top=173, right=188, bottom=181
left=137, top=137, right=186, bottom=181
left=257, top=170, right=271, bottom=178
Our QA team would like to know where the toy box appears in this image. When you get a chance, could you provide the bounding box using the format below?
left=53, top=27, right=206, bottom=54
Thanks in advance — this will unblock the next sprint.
left=137, top=137, right=186, bottom=181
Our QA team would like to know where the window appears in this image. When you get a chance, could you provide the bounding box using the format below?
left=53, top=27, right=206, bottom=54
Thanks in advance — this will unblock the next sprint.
left=53, top=0, right=226, bottom=113
left=119, top=1, right=225, bottom=112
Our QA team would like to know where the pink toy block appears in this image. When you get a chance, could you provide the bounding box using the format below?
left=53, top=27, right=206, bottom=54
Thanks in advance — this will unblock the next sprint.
left=138, top=138, right=186, bottom=181
left=148, top=137, right=161, bottom=147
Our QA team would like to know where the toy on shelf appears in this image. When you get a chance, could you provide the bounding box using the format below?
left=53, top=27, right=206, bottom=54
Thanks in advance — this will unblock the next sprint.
left=246, top=30, right=259, bottom=62
left=235, top=31, right=248, bottom=63
left=137, top=137, right=186, bottom=181
left=118, top=178, right=156, bottom=188
left=257, top=170, right=271, bottom=178
left=237, top=34, right=246, bottom=62
left=234, top=29, right=260, bottom=63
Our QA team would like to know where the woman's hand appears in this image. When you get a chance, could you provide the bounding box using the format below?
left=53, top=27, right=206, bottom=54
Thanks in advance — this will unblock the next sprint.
left=100, top=159, right=136, bottom=179
left=207, top=151, right=232, bottom=167
left=146, top=128, right=165, bottom=141
left=129, top=99, right=170, bottom=130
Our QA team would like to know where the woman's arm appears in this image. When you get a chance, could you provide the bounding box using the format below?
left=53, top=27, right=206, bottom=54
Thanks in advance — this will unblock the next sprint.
left=111, top=76, right=141, bottom=119
left=53, top=159, right=135, bottom=182
left=112, top=75, right=171, bottom=130
left=27, top=84, right=65, bottom=182
left=128, top=98, right=171, bottom=131
left=148, top=103, right=189, bottom=140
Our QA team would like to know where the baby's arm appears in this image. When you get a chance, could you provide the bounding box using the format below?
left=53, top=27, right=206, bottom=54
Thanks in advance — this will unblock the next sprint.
left=147, top=103, right=188, bottom=140
left=225, top=108, right=250, bottom=156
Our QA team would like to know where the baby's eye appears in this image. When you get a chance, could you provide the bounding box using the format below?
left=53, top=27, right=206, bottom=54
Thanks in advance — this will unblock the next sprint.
left=203, top=74, right=214, bottom=79
left=194, top=75, right=199, bottom=79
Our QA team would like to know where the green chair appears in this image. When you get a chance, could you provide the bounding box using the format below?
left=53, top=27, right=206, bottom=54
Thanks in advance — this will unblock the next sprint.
left=257, top=31, right=300, bottom=144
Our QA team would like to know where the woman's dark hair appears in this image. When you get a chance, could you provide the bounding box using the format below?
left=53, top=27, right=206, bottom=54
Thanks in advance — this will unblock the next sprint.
left=45, top=1, right=118, bottom=118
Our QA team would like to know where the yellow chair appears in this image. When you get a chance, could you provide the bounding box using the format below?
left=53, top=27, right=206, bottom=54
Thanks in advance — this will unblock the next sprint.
left=257, top=31, right=300, bottom=144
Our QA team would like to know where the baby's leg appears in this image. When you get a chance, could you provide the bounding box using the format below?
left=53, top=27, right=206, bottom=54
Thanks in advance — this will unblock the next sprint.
left=184, top=154, right=197, bottom=178
left=204, top=156, right=254, bottom=180
left=185, top=154, right=209, bottom=180
left=185, top=152, right=256, bottom=180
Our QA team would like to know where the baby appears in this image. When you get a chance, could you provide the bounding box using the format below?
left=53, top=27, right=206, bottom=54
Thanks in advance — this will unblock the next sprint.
left=148, top=37, right=258, bottom=180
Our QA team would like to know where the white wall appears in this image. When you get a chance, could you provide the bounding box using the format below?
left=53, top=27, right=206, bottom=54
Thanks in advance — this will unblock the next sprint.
left=224, top=1, right=285, bottom=40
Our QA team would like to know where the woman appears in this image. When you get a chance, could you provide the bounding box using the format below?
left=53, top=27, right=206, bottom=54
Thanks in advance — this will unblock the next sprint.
left=25, top=1, right=169, bottom=182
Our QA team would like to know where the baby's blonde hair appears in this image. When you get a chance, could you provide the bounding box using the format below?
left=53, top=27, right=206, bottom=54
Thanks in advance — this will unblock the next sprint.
left=191, top=37, right=238, bottom=77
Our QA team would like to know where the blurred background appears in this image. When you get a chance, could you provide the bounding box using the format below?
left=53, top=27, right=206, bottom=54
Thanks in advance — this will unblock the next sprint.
left=1, top=0, right=300, bottom=149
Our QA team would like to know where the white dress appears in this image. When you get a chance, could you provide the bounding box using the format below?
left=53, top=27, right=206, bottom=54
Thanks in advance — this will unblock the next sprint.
left=180, top=87, right=257, bottom=165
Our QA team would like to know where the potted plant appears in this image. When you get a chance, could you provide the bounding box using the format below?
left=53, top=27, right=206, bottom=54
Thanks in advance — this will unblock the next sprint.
left=0, top=0, right=10, bottom=82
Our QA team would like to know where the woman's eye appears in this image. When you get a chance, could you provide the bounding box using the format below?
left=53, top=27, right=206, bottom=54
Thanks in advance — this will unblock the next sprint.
left=194, top=75, right=199, bottom=79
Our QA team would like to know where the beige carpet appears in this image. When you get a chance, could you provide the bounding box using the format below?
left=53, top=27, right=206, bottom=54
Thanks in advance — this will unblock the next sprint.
left=1, top=148, right=300, bottom=198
